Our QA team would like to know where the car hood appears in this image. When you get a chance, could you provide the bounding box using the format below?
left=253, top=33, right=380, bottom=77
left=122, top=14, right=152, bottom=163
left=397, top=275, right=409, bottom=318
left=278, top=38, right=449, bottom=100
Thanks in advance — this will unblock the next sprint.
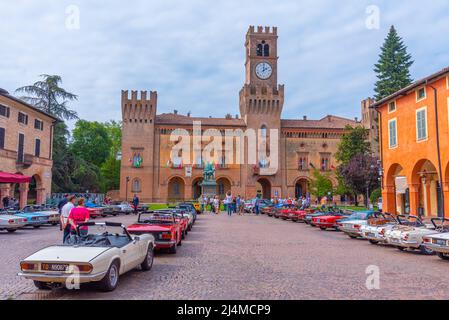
left=0, top=215, right=27, bottom=221
left=314, top=215, right=340, bottom=220
left=25, top=246, right=111, bottom=263
left=341, top=219, right=367, bottom=225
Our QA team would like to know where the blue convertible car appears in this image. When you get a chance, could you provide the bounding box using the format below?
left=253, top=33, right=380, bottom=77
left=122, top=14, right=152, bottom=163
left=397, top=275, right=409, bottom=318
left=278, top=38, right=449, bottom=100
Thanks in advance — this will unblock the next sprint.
left=13, top=211, right=49, bottom=228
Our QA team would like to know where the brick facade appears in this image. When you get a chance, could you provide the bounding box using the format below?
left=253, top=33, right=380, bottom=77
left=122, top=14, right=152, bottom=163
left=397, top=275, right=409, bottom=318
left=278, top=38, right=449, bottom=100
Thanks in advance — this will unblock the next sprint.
left=120, top=26, right=360, bottom=203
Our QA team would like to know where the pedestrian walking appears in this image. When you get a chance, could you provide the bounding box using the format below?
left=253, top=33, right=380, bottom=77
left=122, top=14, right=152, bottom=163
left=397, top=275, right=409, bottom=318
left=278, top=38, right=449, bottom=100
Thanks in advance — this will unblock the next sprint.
left=236, top=195, right=242, bottom=215
left=132, top=194, right=140, bottom=214
left=61, top=195, right=76, bottom=243
left=68, top=198, right=90, bottom=237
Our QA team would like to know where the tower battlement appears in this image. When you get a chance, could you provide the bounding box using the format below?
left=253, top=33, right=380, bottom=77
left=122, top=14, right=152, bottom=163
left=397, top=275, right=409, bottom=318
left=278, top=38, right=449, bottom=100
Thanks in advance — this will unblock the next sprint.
left=247, top=25, right=277, bottom=36
left=121, top=90, right=157, bottom=122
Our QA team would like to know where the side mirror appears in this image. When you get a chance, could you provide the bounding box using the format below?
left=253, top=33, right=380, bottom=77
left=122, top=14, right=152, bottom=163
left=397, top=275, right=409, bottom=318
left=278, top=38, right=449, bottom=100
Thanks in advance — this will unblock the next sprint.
left=134, top=236, right=140, bottom=242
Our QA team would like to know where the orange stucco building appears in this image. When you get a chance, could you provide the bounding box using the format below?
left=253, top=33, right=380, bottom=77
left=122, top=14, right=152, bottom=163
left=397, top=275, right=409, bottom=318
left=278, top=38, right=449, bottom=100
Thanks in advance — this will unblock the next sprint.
left=373, top=67, right=449, bottom=217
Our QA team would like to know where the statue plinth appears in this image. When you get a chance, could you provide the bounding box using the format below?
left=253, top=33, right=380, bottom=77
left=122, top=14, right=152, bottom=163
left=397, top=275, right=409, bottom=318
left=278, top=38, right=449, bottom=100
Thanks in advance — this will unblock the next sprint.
left=200, top=162, right=217, bottom=197
left=200, top=180, right=217, bottom=198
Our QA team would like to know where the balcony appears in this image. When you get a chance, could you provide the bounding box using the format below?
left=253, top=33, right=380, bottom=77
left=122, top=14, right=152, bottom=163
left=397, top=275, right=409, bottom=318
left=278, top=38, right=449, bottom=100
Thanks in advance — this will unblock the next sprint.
left=16, top=154, right=33, bottom=169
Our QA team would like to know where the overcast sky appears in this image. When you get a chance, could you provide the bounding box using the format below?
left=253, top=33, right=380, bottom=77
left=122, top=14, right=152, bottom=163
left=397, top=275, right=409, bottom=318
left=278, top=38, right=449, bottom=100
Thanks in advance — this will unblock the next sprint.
left=1, top=0, right=449, bottom=127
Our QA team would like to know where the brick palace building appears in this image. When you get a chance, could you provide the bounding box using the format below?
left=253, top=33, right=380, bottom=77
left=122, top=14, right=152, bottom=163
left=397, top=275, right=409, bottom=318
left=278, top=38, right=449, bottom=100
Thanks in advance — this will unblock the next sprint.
left=119, top=26, right=366, bottom=203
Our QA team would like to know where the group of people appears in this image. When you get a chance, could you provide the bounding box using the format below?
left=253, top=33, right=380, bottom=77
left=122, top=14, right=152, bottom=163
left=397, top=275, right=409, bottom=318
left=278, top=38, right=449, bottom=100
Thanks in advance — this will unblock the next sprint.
left=272, top=196, right=311, bottom=209
left=1, top=196, right=19, bottom=210
left=58, top=194, right=90, bottom=242
left=199, top=194, right=247, bottom=216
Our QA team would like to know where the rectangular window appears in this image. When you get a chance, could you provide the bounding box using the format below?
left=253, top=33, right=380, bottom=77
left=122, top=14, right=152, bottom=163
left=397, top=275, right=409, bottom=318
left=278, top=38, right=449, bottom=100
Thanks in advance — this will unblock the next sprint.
left=35, top=138, right=41, bottom=157
left=416, top=87, right=426, bottom=101
left=388, top=119, right=397, bottom=148
left=416, top=108, right=427, bottom=141
left=388, top=101, right=396, bottom=113
left=34, top=119, right=44, bottom=130
left=17, top=133, right=24, bottom=163
left=18, top=112, right=28, bottom=125
left=0, top=127, right=5, bottom=149
left=0, top=104, right=10, bottom=118
left=298, top=153, right=308, bottom=171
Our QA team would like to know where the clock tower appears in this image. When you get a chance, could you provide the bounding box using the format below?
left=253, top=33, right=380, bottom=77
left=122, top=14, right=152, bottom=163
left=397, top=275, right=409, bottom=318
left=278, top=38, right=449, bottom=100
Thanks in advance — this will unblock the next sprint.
left=239, top=26, right=285, bottom=199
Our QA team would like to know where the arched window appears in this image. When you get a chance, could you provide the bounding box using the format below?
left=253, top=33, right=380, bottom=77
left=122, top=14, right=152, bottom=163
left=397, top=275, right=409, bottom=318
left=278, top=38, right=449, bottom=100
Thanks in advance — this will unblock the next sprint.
left=132, top=178, right=141, bottom=193
left=263, top=43, right=269, bottom=57
left=257, top=44, right=263, bottom=56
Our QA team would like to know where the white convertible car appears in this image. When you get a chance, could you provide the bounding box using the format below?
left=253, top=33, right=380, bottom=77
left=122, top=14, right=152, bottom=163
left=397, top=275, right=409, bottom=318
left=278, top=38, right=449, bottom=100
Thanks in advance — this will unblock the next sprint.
left=386, top=215, right=436, bottom=255
left=422, top=218, right=449, bottom=260
left=360, top=212, right=398, bottom=245
left=0, top=213, right=27, bottom=233
left=19, top=222, right=155, bottom=291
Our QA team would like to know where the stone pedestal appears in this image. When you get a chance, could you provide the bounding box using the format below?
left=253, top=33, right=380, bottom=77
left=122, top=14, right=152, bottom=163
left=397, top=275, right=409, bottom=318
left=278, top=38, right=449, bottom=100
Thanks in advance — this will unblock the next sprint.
left=201, top=180, right=217, bottom=198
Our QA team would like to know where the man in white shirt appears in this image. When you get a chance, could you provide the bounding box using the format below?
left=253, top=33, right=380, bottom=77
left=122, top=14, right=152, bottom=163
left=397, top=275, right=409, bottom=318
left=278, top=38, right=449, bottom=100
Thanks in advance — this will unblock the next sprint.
left=60, top=195, right=76, bottom=243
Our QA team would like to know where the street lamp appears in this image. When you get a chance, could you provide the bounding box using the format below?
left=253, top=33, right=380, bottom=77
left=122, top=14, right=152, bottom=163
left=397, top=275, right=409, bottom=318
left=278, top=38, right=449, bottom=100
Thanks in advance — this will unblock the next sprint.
left=125, top=176, right=130, bottom=202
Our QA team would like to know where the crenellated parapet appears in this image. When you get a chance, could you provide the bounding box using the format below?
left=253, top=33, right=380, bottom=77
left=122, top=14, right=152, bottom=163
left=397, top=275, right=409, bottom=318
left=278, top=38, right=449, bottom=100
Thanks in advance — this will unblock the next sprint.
left=247, top=25, right=278, bottom=36
left=121, top=90, right=157, bottom=124
left=239, top=84, right=284, bottom=116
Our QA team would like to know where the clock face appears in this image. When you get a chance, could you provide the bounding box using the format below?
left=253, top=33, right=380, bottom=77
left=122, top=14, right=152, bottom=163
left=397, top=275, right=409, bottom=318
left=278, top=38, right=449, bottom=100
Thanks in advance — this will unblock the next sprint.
left=255, top=62, right=273, bottom=80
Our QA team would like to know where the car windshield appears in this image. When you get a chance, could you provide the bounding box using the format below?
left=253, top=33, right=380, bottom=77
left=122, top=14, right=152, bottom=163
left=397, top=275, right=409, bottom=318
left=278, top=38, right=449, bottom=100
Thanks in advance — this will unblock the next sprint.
left=65, top=224, right=129, bottom=248
left=139, top=212, right=174, bottom=225
left=348, top=212, right=369, bottom=220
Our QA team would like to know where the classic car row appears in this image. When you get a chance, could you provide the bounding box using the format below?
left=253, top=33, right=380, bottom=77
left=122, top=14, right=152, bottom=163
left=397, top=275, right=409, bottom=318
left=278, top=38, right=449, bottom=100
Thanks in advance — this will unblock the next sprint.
left=0, top=205, right=61, bottom=232
left=262, top=204, right=449, bottom=261
left=18, top=203, right=198, bottom=292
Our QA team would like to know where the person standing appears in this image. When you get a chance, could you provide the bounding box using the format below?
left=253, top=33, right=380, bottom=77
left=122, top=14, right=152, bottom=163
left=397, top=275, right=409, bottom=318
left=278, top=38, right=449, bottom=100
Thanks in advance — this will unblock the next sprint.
left=225, top=192, right=233, bottom=216
left=214, top=196, right=220, bottom=214
left=132, top=194, right=140, bottom=214
left=254, top=196, right=261, bottom=216
left=58, top=194, right=69, bottom=214
left=68, top=198, right=90, bottom=237
left=2, top=196, right=9, bottom=209
left=61, top=195, right=76, bottom=243
left=236, top=195, right=241, bottom=215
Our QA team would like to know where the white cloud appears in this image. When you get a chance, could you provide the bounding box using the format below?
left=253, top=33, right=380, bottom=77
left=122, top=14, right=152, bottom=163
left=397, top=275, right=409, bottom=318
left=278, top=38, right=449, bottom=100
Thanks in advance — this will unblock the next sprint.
left=1, top=0, right=448, bottom=126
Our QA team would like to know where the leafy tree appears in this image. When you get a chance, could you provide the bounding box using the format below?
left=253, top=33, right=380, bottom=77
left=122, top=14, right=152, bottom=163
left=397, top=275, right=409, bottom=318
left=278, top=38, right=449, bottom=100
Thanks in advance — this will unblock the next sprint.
left=338, top=154, right=380, bottom=207
left=335, top=126, right=371, bottom=165
left=370, top=188, right=382, bottom=205
left=309, top=169, right=333, bottom=199
left=70, top=120, right=111, bottom=167
left=99, top=121, right=122, bottom=192
left=374, top=26, right=414, bottom=101
left=15, top=74, right=78, bottom=120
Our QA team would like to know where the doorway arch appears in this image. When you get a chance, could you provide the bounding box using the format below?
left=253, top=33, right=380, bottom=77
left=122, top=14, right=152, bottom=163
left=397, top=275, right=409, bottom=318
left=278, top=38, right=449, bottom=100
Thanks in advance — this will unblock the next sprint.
left=168, top=177, right=185, bottom=202
left=256, top=178, right=271, bottom=199
left=295, top=178, right=309, bottom=199
left=216, top=177, right=231, bottom=199
left=192, top=178, right=203, bottom=200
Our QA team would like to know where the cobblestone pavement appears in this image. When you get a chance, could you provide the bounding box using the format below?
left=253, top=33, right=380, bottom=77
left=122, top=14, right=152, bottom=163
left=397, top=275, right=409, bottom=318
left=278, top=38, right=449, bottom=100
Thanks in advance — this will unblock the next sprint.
left=3, top=212, right=449, bottom=300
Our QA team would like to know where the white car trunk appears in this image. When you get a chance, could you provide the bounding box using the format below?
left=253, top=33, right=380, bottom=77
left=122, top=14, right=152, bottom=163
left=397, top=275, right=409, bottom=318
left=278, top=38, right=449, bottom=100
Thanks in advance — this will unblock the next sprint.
left=26, top=246, right=111, bottom=263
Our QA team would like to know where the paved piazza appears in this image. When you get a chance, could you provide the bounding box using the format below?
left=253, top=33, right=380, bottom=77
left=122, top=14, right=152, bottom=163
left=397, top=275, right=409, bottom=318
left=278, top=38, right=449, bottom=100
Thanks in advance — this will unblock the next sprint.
left=2, top=212, right=449, bottom=300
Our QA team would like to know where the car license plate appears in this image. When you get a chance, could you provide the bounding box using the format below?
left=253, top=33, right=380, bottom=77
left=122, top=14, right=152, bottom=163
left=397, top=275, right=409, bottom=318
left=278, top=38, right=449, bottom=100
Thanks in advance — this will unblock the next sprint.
left=41, top=263, right=69, bottom=272
left=367, top=233, right=375, bottom=238
left=317, top=219, right=320, bottom=223
left=436, top=239, right=447, bottom=246
left=390, top=238, right=400, bottom=243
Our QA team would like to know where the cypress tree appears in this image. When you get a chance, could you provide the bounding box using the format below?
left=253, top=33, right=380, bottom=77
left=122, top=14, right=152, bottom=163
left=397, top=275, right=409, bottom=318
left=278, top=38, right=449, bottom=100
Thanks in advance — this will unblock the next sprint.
left=374, top=26, right=414, bottom=101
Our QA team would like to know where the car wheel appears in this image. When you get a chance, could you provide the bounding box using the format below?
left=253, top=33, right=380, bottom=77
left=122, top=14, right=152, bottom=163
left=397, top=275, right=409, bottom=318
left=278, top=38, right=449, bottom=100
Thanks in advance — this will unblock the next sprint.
left=419, top=245, right=434, bottom=255
left=113, top=214, right=118, bottom=217
left=369, top=240, right=379, bottom=245
left=34, top=281, right=51, bottom=290
left=181, top=230, right=185, bottom=240
left=348, top=235, right=357, bottom=239
left=141, top=246, right=154, bottom=271
left=101, top=215, right=107, bottom=218
left=319, top=227, right=327, bottom=231
left=99, top=260, right=120, bottom=292
left=178, top=237, right=182, bottom=246
left=169, top=242, right=177, bottom=254
left=33, top=225, right=41, bottom=229
left=437, top=252, right=449, bottom=260
left=397, top=246, right=405, bottom=251
left=52, top=223, right=58, bottom=226
left=7, top=229, right=17, bottom=233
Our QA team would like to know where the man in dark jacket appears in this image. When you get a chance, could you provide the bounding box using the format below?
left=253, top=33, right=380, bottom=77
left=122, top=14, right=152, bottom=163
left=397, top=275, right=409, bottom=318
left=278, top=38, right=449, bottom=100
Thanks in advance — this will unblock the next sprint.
left=132, top=194, right=139, bottom=214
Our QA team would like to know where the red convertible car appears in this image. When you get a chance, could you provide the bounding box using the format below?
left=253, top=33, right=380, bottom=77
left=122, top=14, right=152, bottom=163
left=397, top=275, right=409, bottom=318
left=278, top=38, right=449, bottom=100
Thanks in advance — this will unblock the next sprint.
left=127, top=211, right=182, bottom=254
left=278, top=207, right=307, bottom=222
left=312, top=212, right=350, bottom=230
